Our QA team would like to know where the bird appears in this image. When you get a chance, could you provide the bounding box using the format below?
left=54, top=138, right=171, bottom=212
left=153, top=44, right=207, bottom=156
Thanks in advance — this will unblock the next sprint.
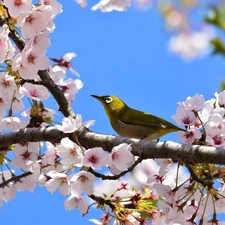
left=91, top=95, right=186, bottom=141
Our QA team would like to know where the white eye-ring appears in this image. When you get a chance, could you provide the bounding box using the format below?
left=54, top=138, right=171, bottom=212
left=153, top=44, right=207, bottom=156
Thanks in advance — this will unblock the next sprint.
left=106, top=97, right=113, bottom=104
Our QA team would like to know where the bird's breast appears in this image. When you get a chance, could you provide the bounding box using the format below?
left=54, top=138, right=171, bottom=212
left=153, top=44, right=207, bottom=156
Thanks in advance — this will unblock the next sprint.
left=111, top=119, right=151, bottom=139
left=111, top=119, right=173, bottom=141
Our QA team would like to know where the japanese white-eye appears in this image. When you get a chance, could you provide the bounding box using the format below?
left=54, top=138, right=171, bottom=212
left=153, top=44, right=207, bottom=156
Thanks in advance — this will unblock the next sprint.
left=91, top=95, right=185, bottom=141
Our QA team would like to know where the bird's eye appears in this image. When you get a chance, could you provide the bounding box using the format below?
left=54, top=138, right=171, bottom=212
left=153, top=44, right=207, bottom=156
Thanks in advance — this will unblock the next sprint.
left=105, top=97, right=113, bottom=104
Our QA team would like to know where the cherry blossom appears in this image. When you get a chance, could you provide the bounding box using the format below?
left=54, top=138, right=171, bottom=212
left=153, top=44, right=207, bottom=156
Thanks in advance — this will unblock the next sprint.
left=0, top=95, right=11, bottom=117
left=92, top=0, right=131, bottom=12
left=42, top=142, right=57, bottom=165
left=0, top=116, right=21, bottom=131
left=56, top=137, right=83, bottom=166
left=83, top=147, right=110, bottom=170
left=4, top=0, right=32, bottom=17
left=11, top=142, right=40, bottom=171
left=55, top=115, right=82, bottom=133
left=0, top=25, right=15, bottom=63
left=21, top=46, right=50, bottom=74
left=60, top=78, right=83, bottom=103
left=51, top=52, right=80, bottom=77
left=12, top=54, right=40, bottom=80
left=19, top=83, right=50, bottom=101
left=109, top=143, right=134, bottom=171
left=183, top=94, right=205, bottom=112
left=0, top=73, right=17, bottom=96
left=168, top=29, right=212, bottom=60
left=45, top=171, right=70, bottom=196
left=40, top=0, right=62, bottom=17
left=70, top=171, right=96, bottom=196
left=178, top=129, right=201, bottom=144
left=75, top=0, right=87, bottom=8
left=133, top=159, right=159, bottom=185
left=215, top=90, right=225, bottom=108
left=49, top=65, right=66, bottom=85
left=27, top=31, right=51, bottom=50
left=172, top=105, right=199, bottom=126
left=64, top=195, right=88, bottom=214
left=17, top=5, right=54, bottom=39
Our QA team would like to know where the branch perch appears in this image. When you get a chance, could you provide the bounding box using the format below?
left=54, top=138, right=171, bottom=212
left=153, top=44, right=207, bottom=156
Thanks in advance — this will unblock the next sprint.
left=0, top=126, right=225, bottom=164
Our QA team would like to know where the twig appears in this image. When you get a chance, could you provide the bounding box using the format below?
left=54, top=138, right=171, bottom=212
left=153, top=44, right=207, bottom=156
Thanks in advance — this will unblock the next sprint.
left=186, top=164, right=213, bottom=187
left=0, top=171, right=32, bottom=188
left=89, top=194, right=116, bottom=211
left=88, top=156, right=143, bottom=180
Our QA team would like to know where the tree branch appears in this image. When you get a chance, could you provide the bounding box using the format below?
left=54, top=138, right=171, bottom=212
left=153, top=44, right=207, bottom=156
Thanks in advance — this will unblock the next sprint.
left=89, top=194, right=116, bottom=211
left=88, top=156, right=144, bottom=180
left=0, top=171, right=32, bottom=188
left=0, top=126, right=225, bottom=164
left=37, top=70, right=75, bottom=117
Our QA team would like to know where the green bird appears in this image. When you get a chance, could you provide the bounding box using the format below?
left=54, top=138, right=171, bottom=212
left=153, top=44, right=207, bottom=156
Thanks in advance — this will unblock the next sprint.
left=91, top=95, right=185, bottom=141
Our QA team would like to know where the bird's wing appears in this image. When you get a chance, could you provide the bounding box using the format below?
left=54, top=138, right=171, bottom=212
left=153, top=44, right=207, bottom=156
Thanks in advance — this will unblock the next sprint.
left=120, top=108, right=183, bottom=131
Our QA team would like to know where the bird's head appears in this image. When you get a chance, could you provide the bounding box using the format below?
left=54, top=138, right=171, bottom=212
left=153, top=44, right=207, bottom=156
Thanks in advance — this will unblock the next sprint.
left=91, top=95, right=128, bottom=120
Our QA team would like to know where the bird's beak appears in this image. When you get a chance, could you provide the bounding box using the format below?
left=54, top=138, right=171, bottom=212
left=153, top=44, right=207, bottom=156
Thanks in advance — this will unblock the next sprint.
left=91, top=95, right=102, bottom=101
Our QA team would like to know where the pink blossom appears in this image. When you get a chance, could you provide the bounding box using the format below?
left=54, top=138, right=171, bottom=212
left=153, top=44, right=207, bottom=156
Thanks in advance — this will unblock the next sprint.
left=172, top=105, right=199, bottom=126
left=155, top=159, right=173, bottom=177
left=83, top=147, right=110, bottom=169
left=0, top=73, right=17, bottom=96
left=40, top=0, right=62, bottom=17
left=56, top=137, right=83, bottom=166
left=89, top=219, right=103, bottom=225
left=0, top=95, right=10, bottom=117
left=60, top=78, right=83, bottom=103
left=91, top=0, right=131, bottom=12
left=205, top=113, right=225, bottom=146
left=133, top=159, right=159, bottom=185
left=64, top=195, right=88, bottom=214
left=0, top=25, right=15, bottom=63
left=4, top=0, right=32, bottom=17
left=70, top=171, right=96, bottom=196
left=0, top=184, right=17, bottom=204
left=178, top=129, right=201, bottom=144
left=21, top=46, right=50, bottom=74
left=75, top=0, right=87, bottom=8
left=216, top=90, right=225, bottom=108
left=0, top=116, right=20, bottom=131
left=12, top=54, right=40, bottom=80
left=51, top=52, right=80, bottom=77
left=27, top=31, right=51, bottom=50
left=11, top=142, right=40, bottom=171
left=17, top=5, right=54, bottom=39
left=55, top=115, right=82, bottom=133
left=168, top=29, right=212, bottom=60
left=49, top=65, right=66, bottom=85
left=42, top=142, right=57, bottom=164
left=19, top=83, right=50, bottom=101
left=45, top=171, right=70, bottom=196
left=110, top=143, right=134, bottom=171
left=183, top=94, right=205, bottom=112
left=12, top=97, right=25, bottom=113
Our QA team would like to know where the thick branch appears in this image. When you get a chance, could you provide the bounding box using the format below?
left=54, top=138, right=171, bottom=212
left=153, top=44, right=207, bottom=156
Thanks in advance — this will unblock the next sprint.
left=0, top=127, right=67, bottom=146
left=1, top=127, right=225, bottom=164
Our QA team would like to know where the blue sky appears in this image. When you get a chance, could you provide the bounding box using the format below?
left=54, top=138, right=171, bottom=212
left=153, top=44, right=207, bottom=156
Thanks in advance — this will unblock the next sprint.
left=1, top=1, right=225, bottom=224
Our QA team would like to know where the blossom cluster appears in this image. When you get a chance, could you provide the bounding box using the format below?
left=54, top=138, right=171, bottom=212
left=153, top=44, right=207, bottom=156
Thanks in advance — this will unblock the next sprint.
left=0, top=0, right=83, bottom=131
left=0, top=115, right=135, bottom=214
left=173, top=91, right=225, bottom=147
